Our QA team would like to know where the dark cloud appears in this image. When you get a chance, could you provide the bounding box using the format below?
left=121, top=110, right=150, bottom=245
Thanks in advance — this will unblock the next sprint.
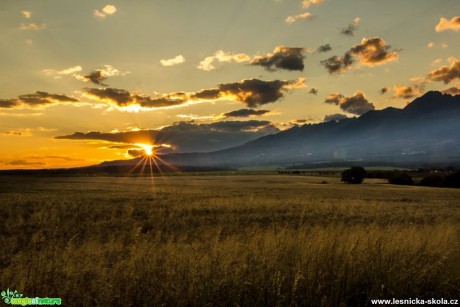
left=341, top=25, right=356, bottom=36
left=350, top=37, right=398, bottom=66
left=339, top=91, right=375, bottom=115
left=7, top=160, right=45, bottom=166
left=0, top=99, right=20, bottom=108
left=127, top=149, right=145, bottom=158
left=426, top=58, right=460, bottom=84
left=192, top=78, right=304, bottom=108
left=380, top=87, right=389, bottom=95
left=18, top=91, right=78, bottom=106
left=135, top=94, right=188, bottom=108
left=324, top=93, right=344, bottom=105
left=341, top=18, right=360, bottom=36
left=0, top=92, right=78, bottom=109
left=56, top=120, right=280, bottom=153
left=250, top=46, right=306, bottom=72
left=320, top=52, right=354, bottom=74
left=317, top=44, right=332, bottom=53
left=289, top=119, right=311, bottom=126
left=84, top=70, right=108, bottom=86
left=324, top=91, right=374, bottom=115
left=309, top=88, right=318, bottom=95
left=86, top=78, right=304, bottom=109
left=85, top=88, right=132, bottom=106
left=223, top=109, right=270, bottom=118
left=324, top=114, right=348, bottom=122
left=85, top=88, right=188, bottom=108
left=321, top=37, right=398, bottom=74
left=442, top=85, right=460, bottom=96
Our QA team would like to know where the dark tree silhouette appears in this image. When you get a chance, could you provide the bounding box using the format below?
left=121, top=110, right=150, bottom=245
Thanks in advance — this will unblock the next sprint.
left=420, top=174, right=444, bottom=187
left=388, top=171, right=413, bottom=185
left=341, top=166, right=366, bottom=184
left=443, top=171, right=460, bottom=188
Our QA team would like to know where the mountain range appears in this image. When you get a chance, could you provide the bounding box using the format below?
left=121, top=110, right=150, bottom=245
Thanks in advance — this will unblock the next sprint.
left=99, top=91, right=460, bottom=170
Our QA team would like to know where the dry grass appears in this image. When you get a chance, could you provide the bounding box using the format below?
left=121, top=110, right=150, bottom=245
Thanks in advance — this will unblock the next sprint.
left=0, top=175, right=459, bottom=306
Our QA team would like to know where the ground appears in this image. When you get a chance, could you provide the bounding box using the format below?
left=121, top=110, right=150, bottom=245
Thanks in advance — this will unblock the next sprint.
left=0, top=175, right=459, bottom=306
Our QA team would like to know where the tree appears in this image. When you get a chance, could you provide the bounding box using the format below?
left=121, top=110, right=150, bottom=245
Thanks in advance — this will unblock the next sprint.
left=419, top=174, right=444, bottom=187
left=341, top=166, right=366, bottom=184
left=388, top=171, right=413, bottom=185
left=443, top=171, right=460, bottom=188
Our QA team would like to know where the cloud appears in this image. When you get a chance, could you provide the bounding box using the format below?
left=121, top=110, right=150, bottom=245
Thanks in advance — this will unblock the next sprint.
left=6, top=160, right=45, bottom=166
left=435, top=16, right=460, bottom=32
left=426, top=57, right=460, bottom=84
left=380, top=87, right=389, bottom=94
left=160, top=55, right=185, bottom=67
left=19, top=23, right=46, bottom=30
left=309, top=88, right=318, bottom=95
left=341, top=17, right=360, bottom=36
left=85, top=78, right=305, bottom=109
left=18, top=92, right=78, bottom=106
left=317, top=44, right=332, bottom=53
left=0, top=99, right=20, bottom=109
left=301, top=0, right=324, bottom=9
left=393, top=85, right=423, bottom=99
left=0, top=92, right=78, bottom=109
left=324, top=93, right=344, bottom=105
left=198, top=46, right=307, bottom=72
left=78, top=65, right=126, bottom=85
left=22, top=11, right=31, bottom=18
left=85, top=88, right=134, bottom=106
left=442, top=83, right=460, bottom=96
left=127, top=149, right=145, bottom=158
left=289, top=119, right=311, bottom=125
left=25, top=155, right=83, bottom=162
left=350, top=37, right=398, bottom=66
left=321, top=52, right=354, bottom=74
left=285, top=12, right=314, bottom=24
left=325, top=91, right=374, bottom=115
left=222, top=109, right=270, bottom=118
left=339, top=91, right=375, bottom=115
left=251, top=46, right=307, bottom=72
left=94, top=5, right=117, bottom=18
left=193, top=78, right=305, bottom=107
left=42, top=65, right=83, bottom=79
left=3, top=128, right=33, bottom=137
left=83, top=71, right=107, bottom=86
left=56, top=120, right=280, bottom=153
left=321, top=37, right=398, bottom=74
left=324, top=114, right=348, bottom=122
left=197, top=50, right=250, bottom=71
left=431, top=58, right=442, bottom=66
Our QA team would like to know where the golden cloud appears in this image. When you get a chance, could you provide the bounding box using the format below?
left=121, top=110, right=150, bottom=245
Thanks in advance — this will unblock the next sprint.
left=435, top=16, right=460, bottom=32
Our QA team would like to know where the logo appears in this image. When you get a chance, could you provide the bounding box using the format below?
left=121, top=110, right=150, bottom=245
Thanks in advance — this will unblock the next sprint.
left=1, top=289, right=61, bottom=306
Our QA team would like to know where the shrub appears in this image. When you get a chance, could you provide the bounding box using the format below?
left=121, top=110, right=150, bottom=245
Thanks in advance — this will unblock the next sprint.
left=388, top=171, right=413, bottom=185
left=419, top=174, right=444, bottom=187
left=443, top=171, right=460, bottom=188
left=341, top=166, right=366, bottom=184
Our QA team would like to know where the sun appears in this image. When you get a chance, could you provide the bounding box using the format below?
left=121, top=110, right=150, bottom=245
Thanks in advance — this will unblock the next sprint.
left=137, top=143, right=154, bottom=156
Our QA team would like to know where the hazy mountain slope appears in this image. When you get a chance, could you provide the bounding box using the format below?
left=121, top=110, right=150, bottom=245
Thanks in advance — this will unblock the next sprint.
left=103, top=91, right=460, bottom=168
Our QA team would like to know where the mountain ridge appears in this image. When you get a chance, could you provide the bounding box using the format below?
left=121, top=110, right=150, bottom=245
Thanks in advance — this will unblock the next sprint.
left=88, top=91, right=460, bottom=169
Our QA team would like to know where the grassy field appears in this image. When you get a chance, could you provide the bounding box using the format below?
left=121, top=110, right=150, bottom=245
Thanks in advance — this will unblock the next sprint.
left=0, top=175, right=459, bottom=306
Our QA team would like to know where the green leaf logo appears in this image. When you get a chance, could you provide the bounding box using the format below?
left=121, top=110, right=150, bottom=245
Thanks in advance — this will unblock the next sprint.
left=1, top=289, right=23, bottom=304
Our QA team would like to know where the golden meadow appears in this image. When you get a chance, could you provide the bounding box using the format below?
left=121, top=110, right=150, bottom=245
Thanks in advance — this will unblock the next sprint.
left=1, top=175, right=459, bottom=306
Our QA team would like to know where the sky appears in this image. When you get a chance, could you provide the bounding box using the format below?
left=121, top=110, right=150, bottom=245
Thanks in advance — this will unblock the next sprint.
left=1, top=0, right=460, bottom=169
